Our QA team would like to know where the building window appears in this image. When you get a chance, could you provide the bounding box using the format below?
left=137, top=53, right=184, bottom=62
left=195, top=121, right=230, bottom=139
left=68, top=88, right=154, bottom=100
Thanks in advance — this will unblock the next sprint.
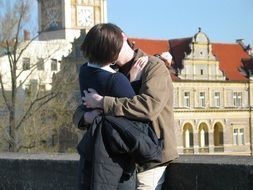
left=233, top=128, right=244, bottom=145
left=199, top=92, right=205, bottom=107
left=22, top=57, right=30, bottom=70
left=200, top=69, right=204, bottom=75
left=213, top=123, right=224, bottom=150
left=39, top=84, right=46, bottom=92
left=183, top=123, right=194, bottom=154
left=51, top=59, right=58, bottom=71
left=183, top=92, right=190, bottom=108
left=37, top=58, right=44, bottom=71
left=239, top=128, right=244, bottom=144
left=198, top=123, right=209, bottom=153
left=233, top=92, right=242, bottom=107
left=214, top=92, right=220, bottom=107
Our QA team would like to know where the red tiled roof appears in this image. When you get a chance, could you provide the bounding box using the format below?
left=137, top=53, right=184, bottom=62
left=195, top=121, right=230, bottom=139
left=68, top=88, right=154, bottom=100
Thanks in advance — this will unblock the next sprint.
left=128, top=37, right=250, bottom=81
left=128, top=38, right=169, bottom=55
left=212, top=43, right=249, bottom=81
left=128, top=37, right=180, bottom=79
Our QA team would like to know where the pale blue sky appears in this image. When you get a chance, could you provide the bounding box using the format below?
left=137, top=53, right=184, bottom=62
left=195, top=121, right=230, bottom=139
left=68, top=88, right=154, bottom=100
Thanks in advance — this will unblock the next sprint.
left=107, top=0, right=253, bottom=45
left=25, top=0, right=252, bottom=46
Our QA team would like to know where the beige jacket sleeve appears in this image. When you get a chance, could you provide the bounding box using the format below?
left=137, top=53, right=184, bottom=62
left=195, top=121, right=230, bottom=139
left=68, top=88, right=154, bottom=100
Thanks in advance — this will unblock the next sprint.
left=103, top=59, right=171, bottom=121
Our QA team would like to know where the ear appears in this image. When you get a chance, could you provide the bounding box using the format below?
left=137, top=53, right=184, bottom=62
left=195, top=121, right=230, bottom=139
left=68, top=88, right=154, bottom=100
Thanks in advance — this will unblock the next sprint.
left=121, top=32, right=128, bottom=41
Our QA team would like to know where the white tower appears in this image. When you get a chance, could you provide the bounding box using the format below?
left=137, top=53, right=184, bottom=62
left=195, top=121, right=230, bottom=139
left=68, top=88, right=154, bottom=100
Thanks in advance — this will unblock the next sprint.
left=38, top=0, right=107, bottom=41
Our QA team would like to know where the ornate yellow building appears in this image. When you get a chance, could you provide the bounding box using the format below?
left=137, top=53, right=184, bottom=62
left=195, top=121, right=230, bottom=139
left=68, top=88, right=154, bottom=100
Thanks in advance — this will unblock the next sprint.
left=130, top=29, right=253, bottom=155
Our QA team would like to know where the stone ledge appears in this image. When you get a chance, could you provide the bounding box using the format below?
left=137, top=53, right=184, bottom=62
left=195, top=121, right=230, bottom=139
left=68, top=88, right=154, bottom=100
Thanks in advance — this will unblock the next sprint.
left=0, top=152, right=79, bottom=161
left=164, top=155, right=253, bottom=190
left=0, top=153, right=252, bottom=190
left=172, top=155, right=253, bottom=165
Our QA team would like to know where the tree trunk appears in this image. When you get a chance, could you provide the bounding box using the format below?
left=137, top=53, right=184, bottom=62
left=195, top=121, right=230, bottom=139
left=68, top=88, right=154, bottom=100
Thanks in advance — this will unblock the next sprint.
left=9, top=72, right=17, bottom=152
left=9, top=109, right=16, bottom=151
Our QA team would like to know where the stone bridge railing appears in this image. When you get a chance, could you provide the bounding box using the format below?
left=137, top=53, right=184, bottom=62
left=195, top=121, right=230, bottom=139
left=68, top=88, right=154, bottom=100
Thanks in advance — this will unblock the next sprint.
left=0, top=153, right=252, bottom=190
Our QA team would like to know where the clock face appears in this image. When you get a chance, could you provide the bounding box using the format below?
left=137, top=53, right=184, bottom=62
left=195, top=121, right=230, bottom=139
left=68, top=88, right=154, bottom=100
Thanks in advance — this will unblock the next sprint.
left=76, top=6, right=94, bottom=27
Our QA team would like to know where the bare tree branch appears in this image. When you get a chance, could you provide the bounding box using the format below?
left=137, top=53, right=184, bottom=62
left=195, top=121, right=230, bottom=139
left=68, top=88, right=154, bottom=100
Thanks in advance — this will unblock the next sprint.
left=16, top=62, right=37, bottom=86
left=15, top=91, right=59, bottom=130
left=0, top=0, right=71, bottom=151
left=16, top=39, right=59, bottom=80
left=17, top=143, right=35, bottom=152
left=16, top=34, right=38, bottom=64
left=0, top=0, right=58, bottom=151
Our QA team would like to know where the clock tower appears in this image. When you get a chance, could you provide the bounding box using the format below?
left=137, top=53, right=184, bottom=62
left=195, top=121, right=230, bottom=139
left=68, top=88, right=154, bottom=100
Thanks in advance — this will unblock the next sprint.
left=38, top=0, right=107, bottom=41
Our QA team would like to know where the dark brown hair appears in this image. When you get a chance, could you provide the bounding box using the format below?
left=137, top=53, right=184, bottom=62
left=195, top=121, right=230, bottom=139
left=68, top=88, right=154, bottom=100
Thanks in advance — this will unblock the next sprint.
left=81, top=23, right=123, bottom=66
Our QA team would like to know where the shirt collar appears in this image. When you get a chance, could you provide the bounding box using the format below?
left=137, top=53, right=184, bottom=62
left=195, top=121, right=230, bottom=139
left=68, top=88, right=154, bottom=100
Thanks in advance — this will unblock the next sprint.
left=87, top=62, right=116, bottom=73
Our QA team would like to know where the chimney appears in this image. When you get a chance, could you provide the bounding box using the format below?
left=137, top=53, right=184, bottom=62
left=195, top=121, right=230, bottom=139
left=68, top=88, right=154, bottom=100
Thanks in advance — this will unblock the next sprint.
left=24, top=30, right=30, bottom=41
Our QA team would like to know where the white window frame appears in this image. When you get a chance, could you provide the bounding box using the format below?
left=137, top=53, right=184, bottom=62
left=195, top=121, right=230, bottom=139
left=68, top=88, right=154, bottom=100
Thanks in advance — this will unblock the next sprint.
left=199, top=92, right=205, bottom=107
left=233, top=92, right=242, bottom=107
left=239, top=128, right=244, bottom=145
left=214, top=92, right=220, bottom=107
left=233, top=127, right=245, bottom=145
left=183, top=92, right=190, bottom=108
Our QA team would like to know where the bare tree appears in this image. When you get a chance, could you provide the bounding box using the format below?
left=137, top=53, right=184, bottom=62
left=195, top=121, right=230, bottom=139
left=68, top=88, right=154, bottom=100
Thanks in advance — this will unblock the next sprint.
left=0, top=0, right=65, bottom=151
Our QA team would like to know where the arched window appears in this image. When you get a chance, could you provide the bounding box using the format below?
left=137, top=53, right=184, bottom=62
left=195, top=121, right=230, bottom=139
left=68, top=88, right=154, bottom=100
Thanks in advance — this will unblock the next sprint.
left=214, top=122, right=224, bottom=152
left=198, top=123, right=209, bottom=153
left=183, top=123, right=194, bottom=154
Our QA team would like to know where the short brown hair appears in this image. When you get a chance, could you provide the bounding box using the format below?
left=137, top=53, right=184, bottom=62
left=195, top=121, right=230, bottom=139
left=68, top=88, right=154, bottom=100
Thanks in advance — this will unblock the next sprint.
left=81, top=23, right=123, bottom=66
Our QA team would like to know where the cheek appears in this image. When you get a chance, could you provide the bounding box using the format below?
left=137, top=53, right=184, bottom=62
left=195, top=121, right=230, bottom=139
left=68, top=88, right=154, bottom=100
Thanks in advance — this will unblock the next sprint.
left=116, top=53, right=123, bottom=66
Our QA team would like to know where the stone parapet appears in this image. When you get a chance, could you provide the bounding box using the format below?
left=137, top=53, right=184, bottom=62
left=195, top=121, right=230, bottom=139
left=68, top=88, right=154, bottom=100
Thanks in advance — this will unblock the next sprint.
left=0, top=153, right=252, bottom=190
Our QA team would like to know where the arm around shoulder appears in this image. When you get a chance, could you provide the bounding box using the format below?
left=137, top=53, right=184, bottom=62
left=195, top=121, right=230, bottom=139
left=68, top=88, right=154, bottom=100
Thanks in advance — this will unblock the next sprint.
left=103, top=60, right=173, bottom=121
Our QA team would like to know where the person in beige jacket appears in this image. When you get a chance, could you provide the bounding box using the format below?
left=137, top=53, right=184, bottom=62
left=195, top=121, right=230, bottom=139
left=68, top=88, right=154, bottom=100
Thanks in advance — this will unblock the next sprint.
left=74, top=23, right=178, bottom=190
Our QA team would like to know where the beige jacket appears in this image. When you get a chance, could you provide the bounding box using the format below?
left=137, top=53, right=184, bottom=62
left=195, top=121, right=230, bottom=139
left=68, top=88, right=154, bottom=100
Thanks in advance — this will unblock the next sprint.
left=103, top=50, right=179, bottom=166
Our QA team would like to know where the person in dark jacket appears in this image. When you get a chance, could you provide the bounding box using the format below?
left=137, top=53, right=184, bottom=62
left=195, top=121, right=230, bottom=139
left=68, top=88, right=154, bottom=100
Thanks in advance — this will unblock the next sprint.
left=77, top=23, right=179, bottom=190
left=76, top=23, right=162, bottom=190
